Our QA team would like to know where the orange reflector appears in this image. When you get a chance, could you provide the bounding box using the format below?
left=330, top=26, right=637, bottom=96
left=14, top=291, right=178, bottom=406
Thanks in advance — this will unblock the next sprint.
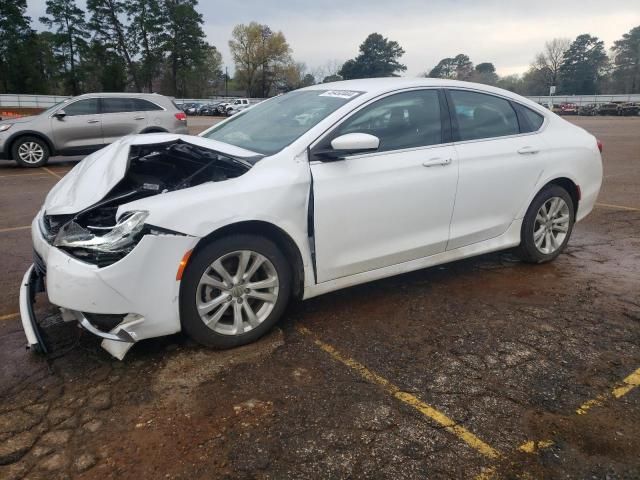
left=176, top=249, right=193, bottom=280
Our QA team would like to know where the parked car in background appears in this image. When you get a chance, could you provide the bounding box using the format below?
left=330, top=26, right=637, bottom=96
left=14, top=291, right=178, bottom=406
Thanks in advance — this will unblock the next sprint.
left=0, top=93, right=188, bottom=167
left=184, top=103, right=203, bottom=116
left=597, top=103, right=621, bottom=116
left=617, top=102, right=640, bottom=116
left=578, top=104, right=598, bottom=116
left=20, top=78, right=603, bottom=359
left=216, top=102, right=231, bottom=115
left=559, top=103, right=578, bottom=115
left=198, top=102, right=224, bottom=116
left=225, top=98, right=254, bottom=116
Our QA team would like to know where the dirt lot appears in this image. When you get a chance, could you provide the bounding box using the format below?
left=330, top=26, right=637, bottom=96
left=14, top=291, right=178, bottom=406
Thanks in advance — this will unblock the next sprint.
left=0, top=116, right=639, bottom=479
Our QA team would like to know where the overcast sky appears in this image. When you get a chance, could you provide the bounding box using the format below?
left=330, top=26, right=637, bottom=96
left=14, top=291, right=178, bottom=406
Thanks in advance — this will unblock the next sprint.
left=26, top=0, right=640, bottom=77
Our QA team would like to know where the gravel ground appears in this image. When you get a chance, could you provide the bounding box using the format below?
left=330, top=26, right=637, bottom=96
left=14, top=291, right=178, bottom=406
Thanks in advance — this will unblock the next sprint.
left=0, top=116, right=638, bottom=479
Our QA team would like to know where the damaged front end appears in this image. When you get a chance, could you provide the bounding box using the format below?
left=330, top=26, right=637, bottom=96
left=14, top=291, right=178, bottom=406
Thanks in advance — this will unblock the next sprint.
left=41, top=140, right=253, bottom=266
left=24, top=138, right=256, bottom=358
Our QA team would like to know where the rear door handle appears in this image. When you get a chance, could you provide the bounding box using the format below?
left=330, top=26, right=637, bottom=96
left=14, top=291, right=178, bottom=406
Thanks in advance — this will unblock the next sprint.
left=517, top=146, right=539, bottom=155
left=134, top=116, right=145, bottom=120
left=422, top=157, right=452, bottom=167
left=87, top=119, right=99, bottom=124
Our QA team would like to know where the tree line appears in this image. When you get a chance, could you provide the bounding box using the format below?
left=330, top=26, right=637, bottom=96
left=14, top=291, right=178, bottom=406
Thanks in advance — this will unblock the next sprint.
left=337, top=28, right=640, bottom=96
left=0, top=0, right=220, bottom=97
left=1, top=0, right=639, bottom=98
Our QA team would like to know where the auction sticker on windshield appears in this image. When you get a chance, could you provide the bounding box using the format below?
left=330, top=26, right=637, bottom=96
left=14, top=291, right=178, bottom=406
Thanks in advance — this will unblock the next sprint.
left=319, top=90, right=361, bottom=99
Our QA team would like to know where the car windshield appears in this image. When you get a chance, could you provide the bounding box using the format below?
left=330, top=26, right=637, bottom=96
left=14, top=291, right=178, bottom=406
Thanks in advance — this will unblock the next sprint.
left=202, top=90, right=363, bottom=155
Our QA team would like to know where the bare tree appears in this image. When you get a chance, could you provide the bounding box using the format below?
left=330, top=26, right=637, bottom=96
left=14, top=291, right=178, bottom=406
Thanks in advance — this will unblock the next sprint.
left=533, top=38, right=570, bottom=87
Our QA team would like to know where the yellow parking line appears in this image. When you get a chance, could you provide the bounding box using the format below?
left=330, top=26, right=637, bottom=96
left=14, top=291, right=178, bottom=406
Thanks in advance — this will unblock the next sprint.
left=518, top=439, right=554, bottom=454
left=0, top=312, right=19, bottom=321
left=42, top=167, right=62, bottom=179
left=595, top=202, right=640, bottom=212
left=577, top=367, right=640, bottom=414
left=298, top=326, right=501, bottom=459
left=0, top=225, right=30, bottom=233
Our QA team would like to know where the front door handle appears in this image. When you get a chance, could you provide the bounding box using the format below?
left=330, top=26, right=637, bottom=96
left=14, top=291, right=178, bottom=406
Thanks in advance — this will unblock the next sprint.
left=422, top=157, right=452, bottom=167
left=134, top=116, right=145, bottom=120
left=517, top=146, right=539, bottom=155
left=87, top=119, right=99, bottom=124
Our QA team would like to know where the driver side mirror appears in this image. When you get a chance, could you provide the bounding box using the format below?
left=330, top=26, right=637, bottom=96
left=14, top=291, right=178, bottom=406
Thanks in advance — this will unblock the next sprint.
left=53, top=109, right=66, bottom=119
left=316, top=133, right=380, bottom=160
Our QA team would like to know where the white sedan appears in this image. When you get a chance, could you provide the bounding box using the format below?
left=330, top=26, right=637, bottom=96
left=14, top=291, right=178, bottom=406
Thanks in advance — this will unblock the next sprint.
left=20, top=78, right=603, bottom=359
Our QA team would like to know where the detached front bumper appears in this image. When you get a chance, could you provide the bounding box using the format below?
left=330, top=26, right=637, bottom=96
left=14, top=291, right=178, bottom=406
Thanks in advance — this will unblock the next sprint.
left=20, top=213, right=198, bottom=359
left=19, top=265, right=48, bottom=353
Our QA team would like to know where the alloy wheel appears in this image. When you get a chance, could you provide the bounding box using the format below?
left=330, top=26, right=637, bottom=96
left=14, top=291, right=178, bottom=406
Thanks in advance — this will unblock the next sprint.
left=17, top=142, right=45, bottom=164
left=533, top=197, right=570, bottom=254
left=196, top=250, right=279, bottom=336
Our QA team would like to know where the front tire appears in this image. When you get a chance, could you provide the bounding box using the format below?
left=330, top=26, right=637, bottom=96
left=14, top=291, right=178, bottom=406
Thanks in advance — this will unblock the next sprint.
left=180, top=234, right=291, bottom=349
left=12, top=136, right=50, bottom=168
left=516, top=185, right=575, bottom=264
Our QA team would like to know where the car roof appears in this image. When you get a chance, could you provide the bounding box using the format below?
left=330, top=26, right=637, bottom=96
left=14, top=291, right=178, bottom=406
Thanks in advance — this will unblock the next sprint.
left=300, top=77, right=541, bottom=110
left=74, top=92, right=165, bottom=99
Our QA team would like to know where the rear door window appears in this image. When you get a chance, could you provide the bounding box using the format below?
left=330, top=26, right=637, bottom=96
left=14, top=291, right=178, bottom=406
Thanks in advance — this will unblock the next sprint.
left=102, top=98, right=136, bottom=113
left=448, top=90, right=519, bottom=141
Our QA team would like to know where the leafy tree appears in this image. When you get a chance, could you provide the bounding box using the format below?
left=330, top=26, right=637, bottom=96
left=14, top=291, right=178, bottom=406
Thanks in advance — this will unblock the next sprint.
left=229, top=22, right=291, bottom=97
left=611, top=25, right=640, bottom=93
left=339, top=33, right=406, bottom=79
left=532, top=38, right=570, bottom=89
left=428, top=54, right=473, bottom=80
left=469, top=62, right=499, bottom=85
left=559, top=34, right=609, bottom=94
left=495, top=74, right=525, bottom=94
left=181, top=44, right=223, bottom=97
left=520, top=67, right=552, bottom=95
left=87, top=0, right=141, bottom=91
left=126, top=0, right=166, bottom=92
left=40, top=0, right=90, bottom=95
left=161, top=0, right=208, bottom=97
left=322, top=74, right=342, bottom=83
left=82, top=39, right=127, bottom=91
left=0, top=1, right=49, bottom=93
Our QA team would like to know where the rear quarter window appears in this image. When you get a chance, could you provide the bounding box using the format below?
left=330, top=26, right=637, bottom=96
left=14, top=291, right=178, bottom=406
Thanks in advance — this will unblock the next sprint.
left=515, top=104, right=545, bottom=132
left=133, top=98, right=163, bottom=111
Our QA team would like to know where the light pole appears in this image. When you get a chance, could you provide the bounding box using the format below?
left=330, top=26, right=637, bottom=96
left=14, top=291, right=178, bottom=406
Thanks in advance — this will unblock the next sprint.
left=225, top=66, right=228, bottom=98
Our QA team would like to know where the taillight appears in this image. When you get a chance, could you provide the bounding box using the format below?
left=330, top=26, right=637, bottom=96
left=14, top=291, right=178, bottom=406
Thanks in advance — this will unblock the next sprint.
left=596, top=139, right=603, bottom=153
left=175, top=112, right=187, bottom=121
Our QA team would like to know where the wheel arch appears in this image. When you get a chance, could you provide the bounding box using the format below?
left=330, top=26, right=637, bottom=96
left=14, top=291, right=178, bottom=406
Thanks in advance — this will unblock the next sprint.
left=541, top=177, right=580, bottom=216
left=191, top=220, right=306, bottom=300
left=140, top=127, right=168, bottom=134
left=7, top=131, right=56, bottom=158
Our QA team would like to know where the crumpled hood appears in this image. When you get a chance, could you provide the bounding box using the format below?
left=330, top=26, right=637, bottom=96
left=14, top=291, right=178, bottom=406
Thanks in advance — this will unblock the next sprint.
left=44, top=134, right=259, bottom=215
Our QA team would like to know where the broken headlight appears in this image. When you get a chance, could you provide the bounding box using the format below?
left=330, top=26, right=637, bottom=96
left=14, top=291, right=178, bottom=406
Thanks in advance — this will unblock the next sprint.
left=54, top=211, right=149, bottom=266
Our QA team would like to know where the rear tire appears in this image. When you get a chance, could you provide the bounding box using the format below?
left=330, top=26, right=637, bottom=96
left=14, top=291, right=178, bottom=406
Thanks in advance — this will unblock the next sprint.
left=180, top=234, right=291, bottom=349
left=12, top=136, right=50, bottom=168
left=516, top=185, right=575, bottom=264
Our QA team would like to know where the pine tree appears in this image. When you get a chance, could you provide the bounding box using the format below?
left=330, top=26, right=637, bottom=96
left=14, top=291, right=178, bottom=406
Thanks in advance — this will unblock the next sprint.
left=161, top=0, right=207, bottom=97
left=87, top=0, right=141, bottom=91
left=126, top=0, right=166, bottom=92
left=40, top=0, right=90, bottom=95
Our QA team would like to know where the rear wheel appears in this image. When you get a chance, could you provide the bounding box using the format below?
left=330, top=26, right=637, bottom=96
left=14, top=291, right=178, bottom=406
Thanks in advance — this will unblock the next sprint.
left=180, top=234, right=291, bottom=349
left=516, top=185, right=575, bottom=263
left=12, top=136, right=50, bottom=168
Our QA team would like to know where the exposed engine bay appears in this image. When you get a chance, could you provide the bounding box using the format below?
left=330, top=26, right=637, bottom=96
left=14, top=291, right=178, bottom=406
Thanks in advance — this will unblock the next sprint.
left=42, top=140, right=254, bottom=266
